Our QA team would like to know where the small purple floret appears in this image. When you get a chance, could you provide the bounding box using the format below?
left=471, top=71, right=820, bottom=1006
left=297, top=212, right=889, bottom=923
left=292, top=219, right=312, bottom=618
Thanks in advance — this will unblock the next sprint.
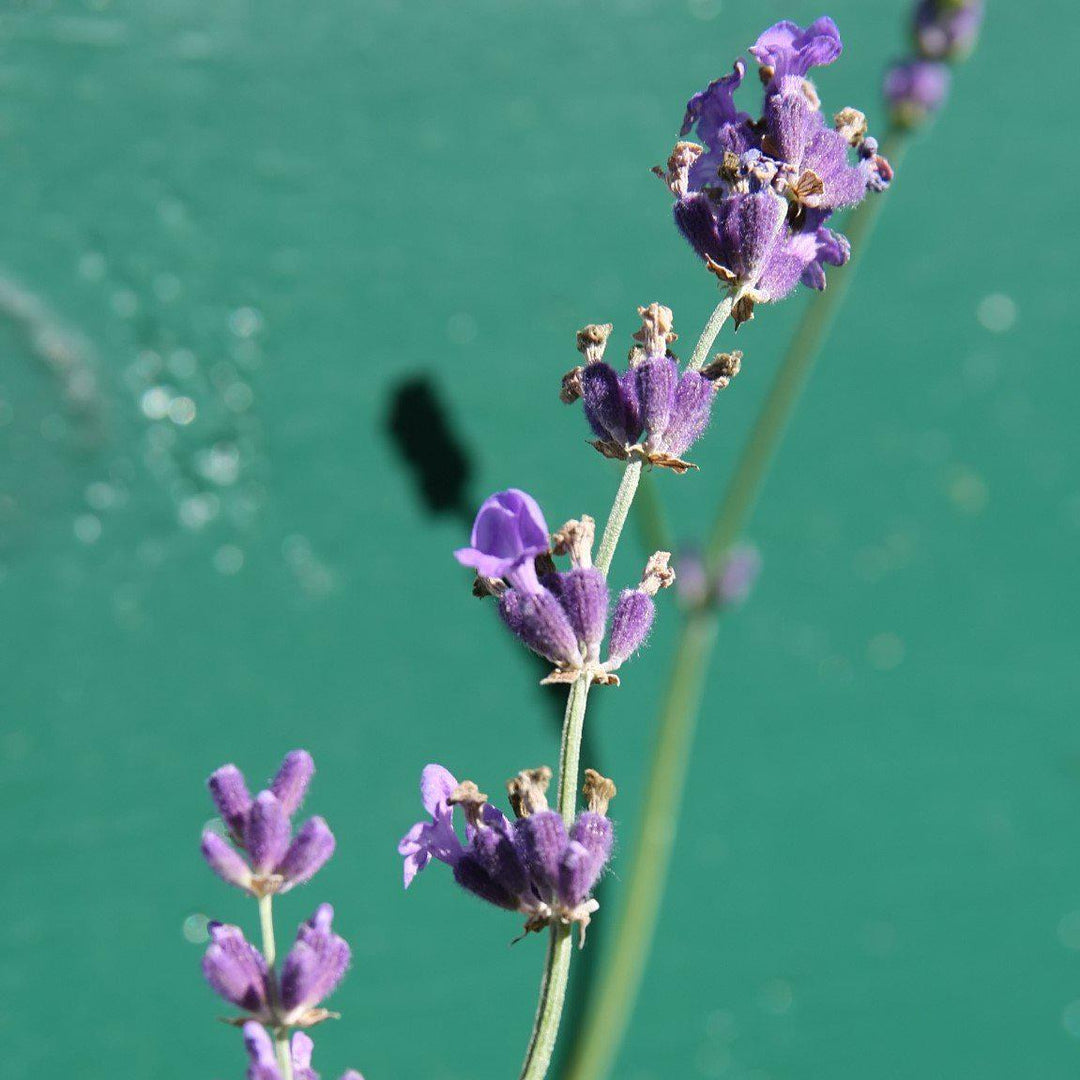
left=607, top=589, right=656, bottom=670
left=202, top=751, right=336, bottom=897
left=243, top=1021, right=364, bottom=1080
left=454, top=489, right=550, bottom=586
left=279, top=904, right=351, bottom=1022
left=914, top=0, right=983, bottom=60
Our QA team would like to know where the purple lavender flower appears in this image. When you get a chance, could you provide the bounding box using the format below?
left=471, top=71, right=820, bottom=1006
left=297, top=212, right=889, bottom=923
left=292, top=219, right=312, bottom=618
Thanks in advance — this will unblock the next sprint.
left=884, top=59, right=951, bottom=128
left=716, top=543, right=762, bottom=607
left=202, top=751, right=335, bottom=898
left=458, top=493, right=620, bottom=681
left=399, top=763, right=617, bottom=946
left=203, top=907, right=349, bottom=1027
left=662, top=18, right=891, bottom=320
left=605, top=552, right=676, bottom=672
left=203, top=921, right=272, bottom=1019
left=914, top=0, right=983, bottom=61
left=563, top=306, right=741, bottom=472
left=242, top=1022, right=364, bottom=1080
left=397, top=763, right=465, bottom=887
left=454, top=489, right=550, bottom=591
left=279, top=904, right=351, bottom=1026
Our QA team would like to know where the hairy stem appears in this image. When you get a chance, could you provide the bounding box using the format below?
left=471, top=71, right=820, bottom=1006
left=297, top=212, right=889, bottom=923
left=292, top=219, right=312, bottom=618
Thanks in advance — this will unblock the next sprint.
left=564, top=134, right=908, bottom=1080
left=257, top=894, right=294, bottom=1080
left=519, top=452, right=643, bottom=1079
left=686, top=292, right=736, bottom=373
left=595, top=460, right=642, bottom=576
left=258, top=893, right=277, bottom=967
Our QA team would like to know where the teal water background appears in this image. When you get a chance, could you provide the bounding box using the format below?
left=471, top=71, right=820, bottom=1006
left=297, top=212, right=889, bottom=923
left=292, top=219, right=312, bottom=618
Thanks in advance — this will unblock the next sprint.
left=2, top=1, right=1078, bottom=1078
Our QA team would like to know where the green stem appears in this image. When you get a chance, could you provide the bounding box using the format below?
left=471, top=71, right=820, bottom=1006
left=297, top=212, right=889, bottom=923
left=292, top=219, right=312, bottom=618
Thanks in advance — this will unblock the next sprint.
left=257, top=895, right=294, bottom=1080
left=595, top=460, right=642, bottom=576
left=564, top=132, right=910, bottom=1080
left=686, top=292, right=736, bottom=372
left=258, top=893, right=277, bottom=967
left=519, top=450, right=646, bottom=1080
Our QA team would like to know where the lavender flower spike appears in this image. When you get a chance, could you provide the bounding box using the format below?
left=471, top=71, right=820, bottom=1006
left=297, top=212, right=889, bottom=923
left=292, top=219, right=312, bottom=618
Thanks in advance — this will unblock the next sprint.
left=202, top=752, right=336, bottom=898
left=243, top=1022, right=365, bottom=1080
left=914, top=0, right=983, bottom=61
left=884, top=59, right=951, bottom=129
left=605, top=552, right=676, bottom=673
left=400, top=762, right=617, bottom=946
left=564, top=306, right=739, bottom=475
left=279, top=904, right=352, bottom=1026
left=664, top=18, right=891, bottom=321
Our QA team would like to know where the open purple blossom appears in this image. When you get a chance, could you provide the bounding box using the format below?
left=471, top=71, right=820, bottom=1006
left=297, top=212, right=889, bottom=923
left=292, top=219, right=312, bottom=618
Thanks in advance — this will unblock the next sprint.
left=399, top=763, right=617, bottom=947
left=457, top=491, right=620, bottom=684
left=914, top=0, right=983, bottom=61
left=562, top=305, right=742, bottom=473
left=397, top=763, right=465, bottom=887
left=203, top=905, right=350, bottom=1027
left=884, top=59, right=951, bottom=127
left=661, top=17, right=891, bottom=322
left=242, top=1022, right=364, bottom=1080
left=202, top=751, right=335, bottom=898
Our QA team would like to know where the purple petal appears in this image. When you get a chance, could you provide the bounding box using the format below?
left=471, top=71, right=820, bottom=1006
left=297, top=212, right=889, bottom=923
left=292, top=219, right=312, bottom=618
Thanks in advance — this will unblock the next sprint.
left=663, top=372, right=717, bottom=459
left=750, top=17, right=842, bottom=78
left=452, top=850, right=521, bottom=910
left=546, top=568, right=608, bottom=656
left=570, top=810, right=614, bottom=888
left=246, top=794, right=293, bottom=876
left=243, top=1022, right=281, bottom=1080
left=280, top=905, right=351, bottom=1017
left=420, top=764, right=458, bottom=817
left=203, top=923, right=270, bottom=1015
left=278, top=817, right=336, bottom=892
left=607, top=589, right=655, bottom=669
left=201, top=829, right=254, bottom=892
left=245, top=792, right=292, bottom=875
left=509, top=587, right=583, bottom=667
left=582, top=362, right=640, bottom=445
left=207, top=764, right=252, bottom=843
left=291, top=1032, right=315, bottom=1073
left=515, top=810, right=569, bottom=899
left=470, top=826, right=529, bottom=899
left=454, top=489, right=549, bottom=579
left=636, top=356, right=679, bottom=449
left=557, top=839, right=597, bottom=909
left=271, top=750, right=315, bottom=816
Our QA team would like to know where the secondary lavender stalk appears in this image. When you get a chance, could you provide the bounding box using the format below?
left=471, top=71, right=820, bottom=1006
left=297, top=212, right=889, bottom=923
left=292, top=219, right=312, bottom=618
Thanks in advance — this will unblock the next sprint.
left=563, top=135, right=905, bottom=1080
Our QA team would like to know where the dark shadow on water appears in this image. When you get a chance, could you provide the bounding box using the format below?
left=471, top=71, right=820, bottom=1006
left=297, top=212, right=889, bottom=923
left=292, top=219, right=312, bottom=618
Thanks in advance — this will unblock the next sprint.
left=385, top=376, right=474, bottom=525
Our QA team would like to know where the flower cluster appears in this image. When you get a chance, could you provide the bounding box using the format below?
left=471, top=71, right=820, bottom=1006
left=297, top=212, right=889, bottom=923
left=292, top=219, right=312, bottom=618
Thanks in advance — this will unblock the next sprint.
left=884, top=1, right=982, bottom=128
left=203, top=905, right=350, bottom=1029
left=399, top=763, right=616, bottom=946
left=659, top=18, right=891, bottom=323
left=203, top=750, right=335, bottom=898
left=675, top=543, right=762, bottom=612
left=455, top=487, right=674, bottom=684
left=561, top=303, right=741, bottom=472
left=200, top=752, right=362, bottom=1079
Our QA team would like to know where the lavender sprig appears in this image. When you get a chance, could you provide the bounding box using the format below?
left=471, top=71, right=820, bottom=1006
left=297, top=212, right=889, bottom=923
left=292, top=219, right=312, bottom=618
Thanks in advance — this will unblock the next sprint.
left=199, top=752, right=363, bottom=1080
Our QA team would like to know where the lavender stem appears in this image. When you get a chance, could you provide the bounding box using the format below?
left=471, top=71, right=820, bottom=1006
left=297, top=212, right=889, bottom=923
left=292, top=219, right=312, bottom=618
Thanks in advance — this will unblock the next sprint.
left=258, top=894, right=277, bottom=967
left=594, top=461, right=642, bottom=576
left=686, top=292, right=736, bottom=373
left=256, top=893, right=294, bottom=1080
